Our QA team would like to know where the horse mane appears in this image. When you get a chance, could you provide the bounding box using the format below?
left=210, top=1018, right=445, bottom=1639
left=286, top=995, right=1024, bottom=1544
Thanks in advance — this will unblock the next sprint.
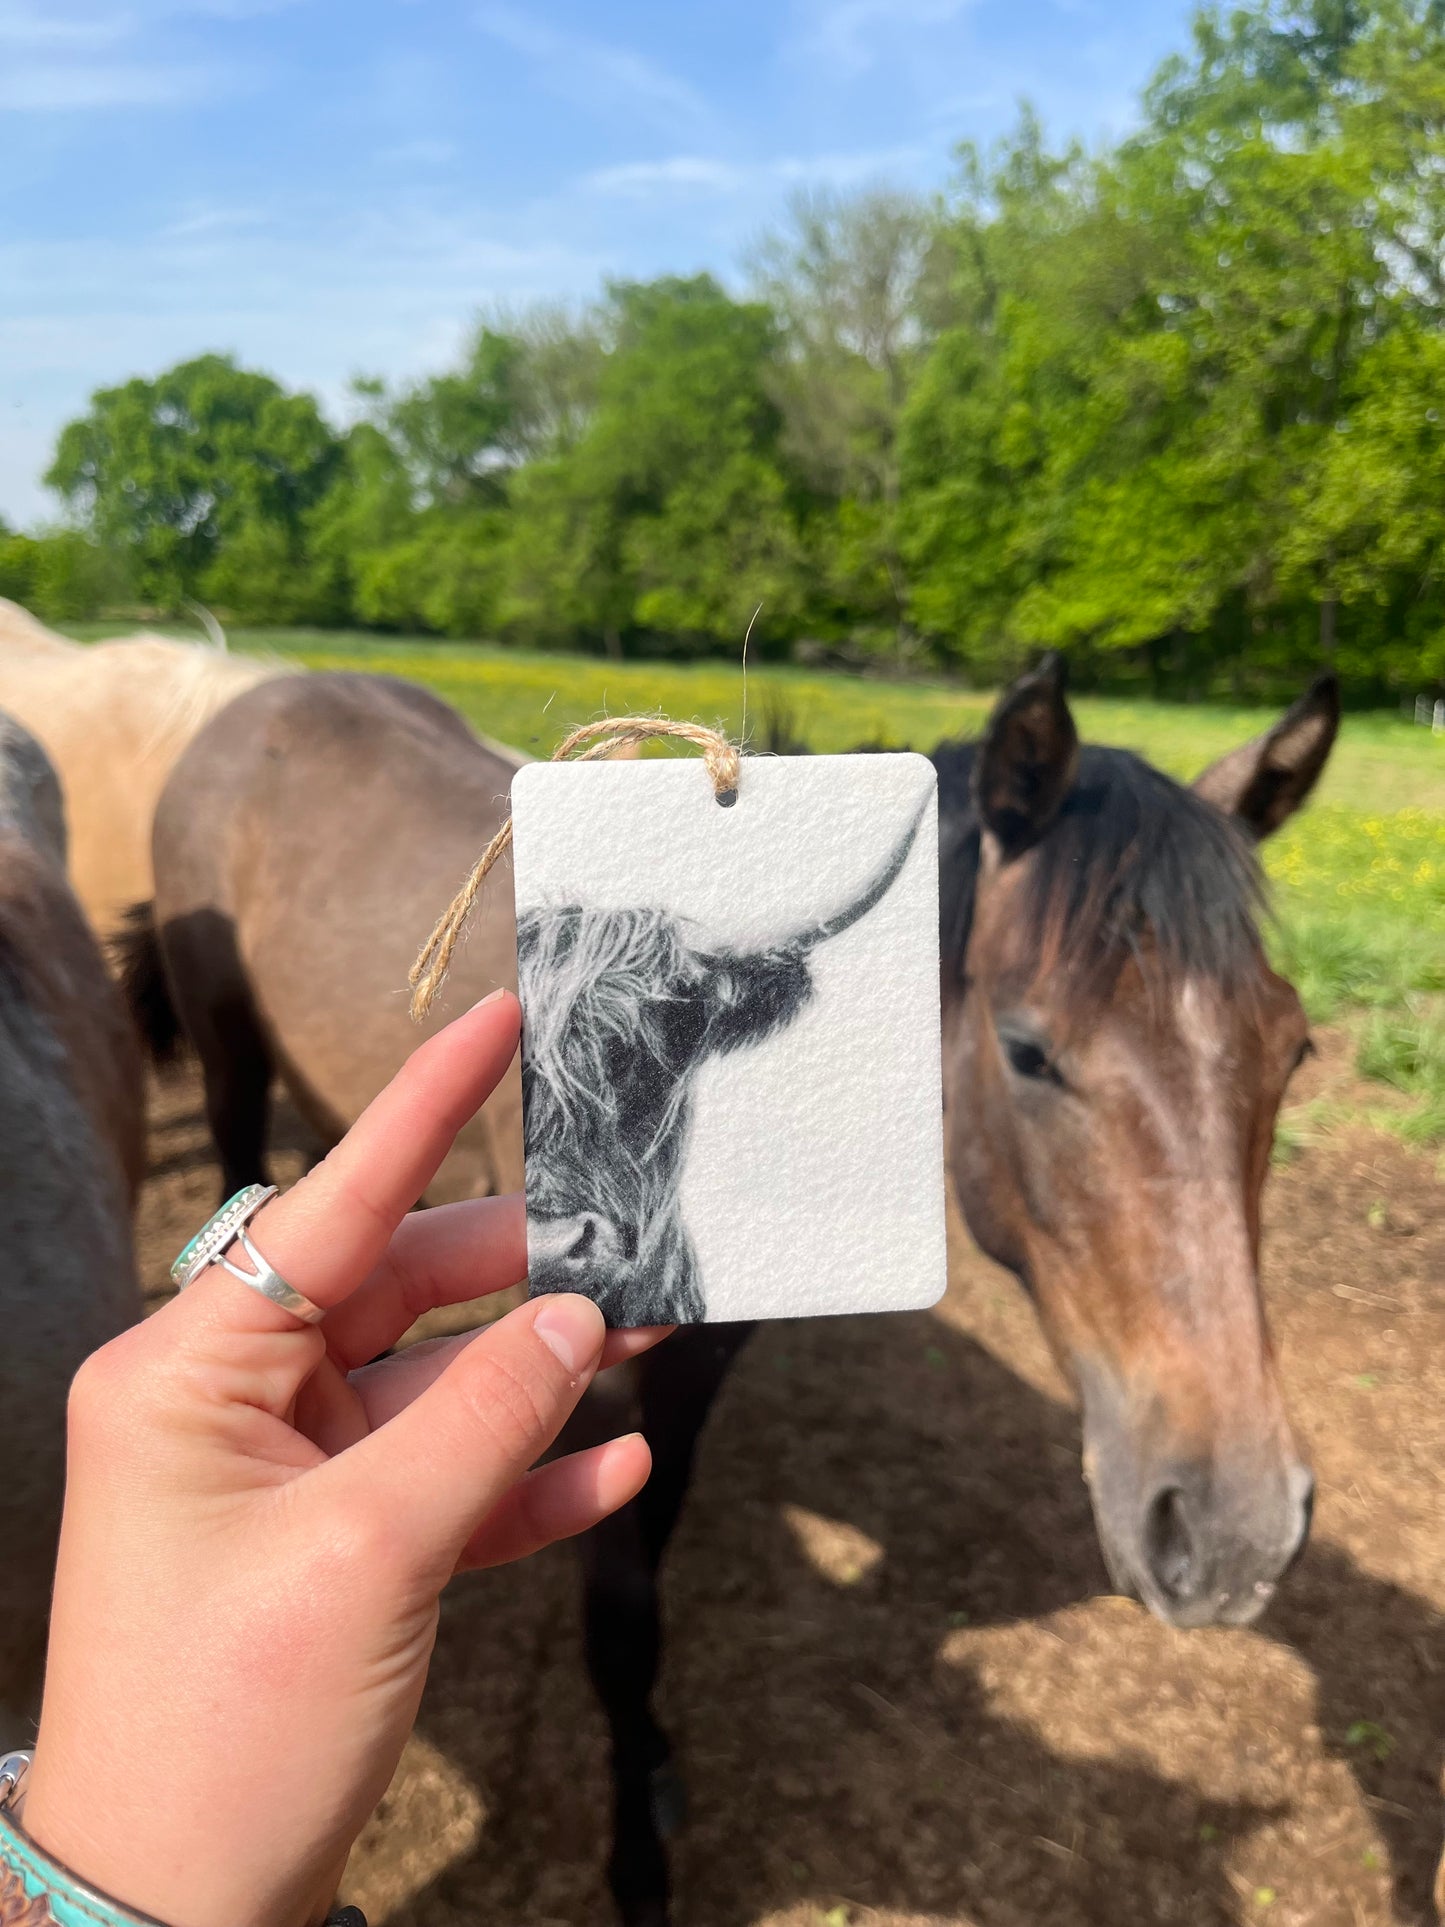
left=932, top=739, right=1266, bottom=999
left=106, top=638, right=281, bottom=761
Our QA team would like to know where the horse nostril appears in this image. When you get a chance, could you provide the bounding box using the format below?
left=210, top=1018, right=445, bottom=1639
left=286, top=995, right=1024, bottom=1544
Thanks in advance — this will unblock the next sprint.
left=1143, top=1486, right=1198, bottom=1604
left=567, top=1217, right=598, bottom=1262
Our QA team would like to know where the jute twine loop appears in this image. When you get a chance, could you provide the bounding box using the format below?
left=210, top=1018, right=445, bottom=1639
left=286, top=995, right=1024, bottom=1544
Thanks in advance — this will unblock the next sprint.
left=408, top=714, right=742, bottom=1021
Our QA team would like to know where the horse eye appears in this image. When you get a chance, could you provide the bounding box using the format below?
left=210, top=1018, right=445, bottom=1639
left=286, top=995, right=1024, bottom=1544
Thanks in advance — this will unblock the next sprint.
left=1001, top=1033, right=1058, bottom=1083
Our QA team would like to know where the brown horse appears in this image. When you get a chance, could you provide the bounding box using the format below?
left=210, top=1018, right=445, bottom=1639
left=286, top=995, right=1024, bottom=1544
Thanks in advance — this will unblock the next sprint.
left=938, top=662, right=1330, bottom=1628
left=123, top=657, right=1336, bottom=1926
left=0, top=712, right=145, bottom=1739
left=133, top=671, right=524, bottom=1203
left=0, top=598, right=281, bottom=940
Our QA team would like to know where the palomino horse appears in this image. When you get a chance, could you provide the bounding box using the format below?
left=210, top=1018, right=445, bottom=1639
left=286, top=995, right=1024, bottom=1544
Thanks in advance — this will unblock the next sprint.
left=0, top=599, right=280, bottom=940
left=124, top=658, right=1337, bottom=1926
left=0, top=712, right=145, bottom=1738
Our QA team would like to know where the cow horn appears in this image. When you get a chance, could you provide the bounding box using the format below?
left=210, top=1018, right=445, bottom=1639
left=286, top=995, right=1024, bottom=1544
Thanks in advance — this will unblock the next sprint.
left=791, top=791, right=929, bottom=951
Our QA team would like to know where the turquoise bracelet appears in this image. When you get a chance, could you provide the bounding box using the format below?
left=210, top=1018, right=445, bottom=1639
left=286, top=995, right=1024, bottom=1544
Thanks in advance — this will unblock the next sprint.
left=0, top=1757, right=365, bottom=1927
left=1, top=1804, right=172, bottom=1927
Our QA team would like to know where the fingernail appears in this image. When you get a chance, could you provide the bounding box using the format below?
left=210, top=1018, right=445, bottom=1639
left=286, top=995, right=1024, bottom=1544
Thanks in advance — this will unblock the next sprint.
left=533, top=1294, right=605, bottom=1374
left=597, top=1433, right=651, bottom=1508
left=471, top=986, right=507, bottom=1010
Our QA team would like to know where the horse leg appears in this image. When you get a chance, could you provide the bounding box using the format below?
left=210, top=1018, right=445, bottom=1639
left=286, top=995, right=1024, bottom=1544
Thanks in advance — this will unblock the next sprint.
left=161, top=912, right=275, bottom=1199
left=580, top=1322, right=754, bottom=1927
left=200, top=994, right=276, bottom=1200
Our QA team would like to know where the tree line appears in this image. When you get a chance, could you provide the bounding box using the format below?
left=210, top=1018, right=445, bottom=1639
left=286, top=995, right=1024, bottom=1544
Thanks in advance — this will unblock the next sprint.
left=5, top=0, right=1445, bottom=699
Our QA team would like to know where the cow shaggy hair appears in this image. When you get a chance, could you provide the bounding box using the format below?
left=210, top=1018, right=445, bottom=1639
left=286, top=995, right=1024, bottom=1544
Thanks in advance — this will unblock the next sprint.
left=519, top=900, right=819, bottom=1323
left=520, top=904, right=708, bottom=1272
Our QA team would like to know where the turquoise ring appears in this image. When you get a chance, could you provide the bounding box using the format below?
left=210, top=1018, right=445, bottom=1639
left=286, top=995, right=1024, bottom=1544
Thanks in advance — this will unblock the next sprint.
left=170, top=1184, right=276, bottom=1290
left=170, top=1184, right=326, bottom=1326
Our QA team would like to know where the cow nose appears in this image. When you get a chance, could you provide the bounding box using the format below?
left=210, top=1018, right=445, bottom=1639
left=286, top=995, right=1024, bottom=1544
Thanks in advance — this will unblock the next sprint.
left=1142, top=1484, right=1199, bottom=1608
left=528, top=1211, right=629, bottom=1284
left=552, top=1213, right=620, bottom=1274
left=567, top=1215, right=602, bottom=1262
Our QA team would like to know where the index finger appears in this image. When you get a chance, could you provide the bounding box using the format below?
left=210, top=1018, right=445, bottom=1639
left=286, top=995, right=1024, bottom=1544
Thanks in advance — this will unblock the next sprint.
left=243, top=989, right=520, bottom=1318
left=322, top=1194, right=676, bottom=1371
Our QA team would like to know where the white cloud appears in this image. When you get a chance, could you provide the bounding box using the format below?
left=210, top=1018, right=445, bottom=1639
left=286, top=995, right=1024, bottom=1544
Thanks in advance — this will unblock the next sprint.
left=794, top=0, right=975, bottom=76
left=159, top=202, right=269, bottom=238
left=0, top=6, right=134, bottom=51
left=379, top=137, right=459, bottom=169
left=0, top=0, right=281, bottom=112
left=0, top=0, right=290, bottom=43
left=582, top=145, right=929, bottom=201
left=473, top=3, right=707, bottom=131
left=0, top=202, right=609, bottom=522
left=583, top=156, right=744, bottom=197
left=0, top=59, right=215, bottom=109
left=0, top=0, right=293, bottom=114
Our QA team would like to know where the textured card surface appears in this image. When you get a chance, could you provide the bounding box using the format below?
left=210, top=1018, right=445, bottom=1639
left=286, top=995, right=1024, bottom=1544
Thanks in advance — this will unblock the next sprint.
left=511, top=752, right=947, bottom=1326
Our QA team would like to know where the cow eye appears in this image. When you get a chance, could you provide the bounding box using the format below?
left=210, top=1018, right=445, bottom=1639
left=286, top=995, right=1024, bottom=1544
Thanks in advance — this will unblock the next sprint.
left=999, top=1028, right=1060, bottom=1084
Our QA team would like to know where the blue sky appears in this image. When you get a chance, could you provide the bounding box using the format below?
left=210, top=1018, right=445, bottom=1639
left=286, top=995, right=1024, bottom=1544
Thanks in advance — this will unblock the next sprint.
left=0, top=0, right=1200, bottom=526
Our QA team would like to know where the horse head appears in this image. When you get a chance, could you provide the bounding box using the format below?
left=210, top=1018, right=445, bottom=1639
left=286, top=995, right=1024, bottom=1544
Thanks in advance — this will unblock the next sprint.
left=940, top=657, right=1338, bottom=1629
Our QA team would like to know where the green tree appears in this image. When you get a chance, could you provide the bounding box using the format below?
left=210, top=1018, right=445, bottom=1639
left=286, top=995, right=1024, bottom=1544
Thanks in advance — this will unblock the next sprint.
left=0, top=527, right=39, bottom=610
left=904, top=1, right=1445, bottom=694
left=47, top=353, right=340, bottom=613
left=500, top=275, right=805, bottom=653
left=750, top=189, right=945, bottom=651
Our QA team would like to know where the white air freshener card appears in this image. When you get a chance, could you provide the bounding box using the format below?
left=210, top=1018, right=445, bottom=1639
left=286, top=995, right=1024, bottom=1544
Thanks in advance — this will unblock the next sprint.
left=510, top=752, right=947, bottom=1327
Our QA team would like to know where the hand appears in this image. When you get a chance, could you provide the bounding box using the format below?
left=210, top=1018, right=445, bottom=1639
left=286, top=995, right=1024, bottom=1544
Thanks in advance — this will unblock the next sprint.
left=23, top=990, right=665, bottom=1927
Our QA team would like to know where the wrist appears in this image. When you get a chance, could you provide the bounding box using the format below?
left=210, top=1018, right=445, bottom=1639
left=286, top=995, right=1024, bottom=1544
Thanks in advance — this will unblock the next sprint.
left=4, top=1756, right=364, bottom=1927
left=2, top=1752, right=167, bottom=1927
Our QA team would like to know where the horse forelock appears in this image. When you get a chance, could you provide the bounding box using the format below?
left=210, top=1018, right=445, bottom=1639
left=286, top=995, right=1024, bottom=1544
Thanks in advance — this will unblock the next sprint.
left=934, top=740, right=1266, bottom=1009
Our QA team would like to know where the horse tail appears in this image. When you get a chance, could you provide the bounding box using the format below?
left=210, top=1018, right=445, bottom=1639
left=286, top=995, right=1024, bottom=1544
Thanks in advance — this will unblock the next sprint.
left=181, top=598, right=229, bottom=652
left=112, top=903, right=183, bottom=1066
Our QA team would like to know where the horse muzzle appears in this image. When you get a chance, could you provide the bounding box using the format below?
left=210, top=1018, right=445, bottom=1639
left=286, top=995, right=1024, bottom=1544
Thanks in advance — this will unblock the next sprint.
left=1081, top=1382, right=1315, bottom=1629
left=1120, top=1458, right=1315, bottom=1628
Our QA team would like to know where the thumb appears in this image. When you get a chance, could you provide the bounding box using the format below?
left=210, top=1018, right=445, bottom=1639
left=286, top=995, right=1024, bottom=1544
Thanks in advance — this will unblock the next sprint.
left=322, top=1292, right=607, bottom=1578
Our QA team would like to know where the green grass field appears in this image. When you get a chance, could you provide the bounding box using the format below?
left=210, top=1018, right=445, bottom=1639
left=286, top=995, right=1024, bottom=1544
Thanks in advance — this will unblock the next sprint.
left=68, top=623, right=1445, bottom=1144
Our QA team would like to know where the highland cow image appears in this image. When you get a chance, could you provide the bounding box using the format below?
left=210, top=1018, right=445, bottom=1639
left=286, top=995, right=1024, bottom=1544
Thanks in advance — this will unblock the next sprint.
left=511, top=755, right=947, bottom=1328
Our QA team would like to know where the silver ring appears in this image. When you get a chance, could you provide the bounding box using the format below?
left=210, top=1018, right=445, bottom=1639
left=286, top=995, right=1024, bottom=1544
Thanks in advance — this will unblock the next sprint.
left=171, top=1184, right=326, bottom=1325
left=213, top=1226, right=327, bottom=1326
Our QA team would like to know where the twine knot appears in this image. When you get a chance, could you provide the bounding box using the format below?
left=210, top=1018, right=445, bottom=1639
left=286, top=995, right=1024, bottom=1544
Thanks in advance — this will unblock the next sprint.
left=408, top=714, right=742, bottom=1021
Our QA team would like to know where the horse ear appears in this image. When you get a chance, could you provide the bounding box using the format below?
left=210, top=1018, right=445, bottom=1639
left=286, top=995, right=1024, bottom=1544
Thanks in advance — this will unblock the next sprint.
left=974, top=653, right=1079, bottom=860
left=1192, top=673, right=1340, bottom=840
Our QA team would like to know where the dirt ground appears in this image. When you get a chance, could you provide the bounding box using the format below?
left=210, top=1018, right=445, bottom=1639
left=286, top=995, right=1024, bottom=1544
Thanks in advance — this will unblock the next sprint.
left=134, top=1040, right=1445, bottom=1927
